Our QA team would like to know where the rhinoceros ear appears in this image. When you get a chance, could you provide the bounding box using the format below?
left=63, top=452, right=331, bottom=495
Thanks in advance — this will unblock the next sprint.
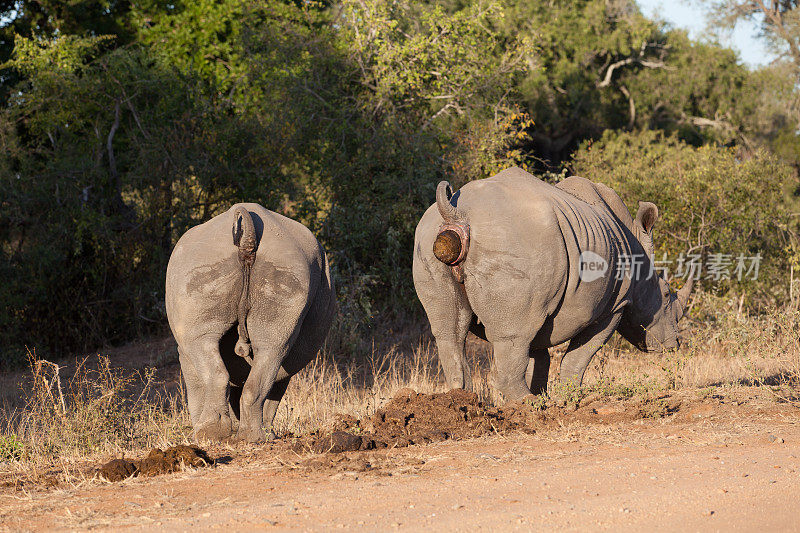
left=635, top=201, right=659, bottom=235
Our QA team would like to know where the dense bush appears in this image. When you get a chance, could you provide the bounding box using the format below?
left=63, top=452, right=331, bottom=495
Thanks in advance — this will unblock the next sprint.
left=0, top=1, right=533, bottom=365
left=0, top=36, right=289, bottom=367
left=572, top=130, right=797, bottom=304
left=1, top=0, right=799, bottom=367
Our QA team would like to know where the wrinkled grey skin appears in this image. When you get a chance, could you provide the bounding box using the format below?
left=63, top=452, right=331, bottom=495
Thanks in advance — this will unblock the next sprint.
left=413, top=167, right=692, bottom=401
left=166, top=203, right=335, bottom=443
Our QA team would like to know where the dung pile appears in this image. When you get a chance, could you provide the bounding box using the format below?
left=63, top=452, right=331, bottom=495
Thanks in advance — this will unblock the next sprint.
left=98, top=445, right=213, bottom=482
left=299, top=388, right=545, bottom=454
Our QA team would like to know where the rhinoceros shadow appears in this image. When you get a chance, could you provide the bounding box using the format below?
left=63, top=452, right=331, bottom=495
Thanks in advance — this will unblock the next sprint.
left=218, top=324, right=251, bottom=422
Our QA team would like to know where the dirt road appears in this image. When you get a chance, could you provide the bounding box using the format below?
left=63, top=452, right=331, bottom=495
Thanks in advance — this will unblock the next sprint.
left=2, top=391, right=799, bottom=532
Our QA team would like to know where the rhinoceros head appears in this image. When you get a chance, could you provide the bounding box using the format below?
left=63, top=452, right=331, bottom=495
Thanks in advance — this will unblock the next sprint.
left=617, top=202, right=693, bottom=352
left=618, top=274, right=693, bottom=352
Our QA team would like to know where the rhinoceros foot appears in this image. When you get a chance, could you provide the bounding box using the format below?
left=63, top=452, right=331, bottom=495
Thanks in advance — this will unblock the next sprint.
left=235, top=425, right=268, bottom=444
left=195, top=415, right=233, bottom=442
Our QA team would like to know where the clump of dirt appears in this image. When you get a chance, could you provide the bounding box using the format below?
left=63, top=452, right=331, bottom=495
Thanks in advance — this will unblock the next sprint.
left=311, top=431, right=369, bottom=454
left=293, top=388, right=725, bottom=458
left=98, top=459, right=139, bottom=482
left=296, top=388, right=545, bottom=454
left=138, top=445, right=213, bottom=476
left=371, top=388, right=541, bottom=446
left=98, top=445, right=212, bottom=482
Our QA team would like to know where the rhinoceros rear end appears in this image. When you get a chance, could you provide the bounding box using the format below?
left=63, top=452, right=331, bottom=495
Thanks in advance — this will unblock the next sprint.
left=165, top=203, right=335, bottom=444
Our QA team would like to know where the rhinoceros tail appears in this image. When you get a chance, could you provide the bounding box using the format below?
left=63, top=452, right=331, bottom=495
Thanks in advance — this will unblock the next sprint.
left=232, top=206, right=257, bottom=361
left=433, top=181, right=470, bottom=282
left=436, top=181, right=459, bottom=222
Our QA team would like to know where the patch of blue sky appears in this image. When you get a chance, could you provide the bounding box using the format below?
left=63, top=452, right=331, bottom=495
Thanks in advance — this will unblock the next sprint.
left=636, top=0, right=776, bottom=68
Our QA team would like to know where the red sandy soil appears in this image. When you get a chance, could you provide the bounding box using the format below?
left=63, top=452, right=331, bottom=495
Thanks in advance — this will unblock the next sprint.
left=1, top=385, right=799, bottom=531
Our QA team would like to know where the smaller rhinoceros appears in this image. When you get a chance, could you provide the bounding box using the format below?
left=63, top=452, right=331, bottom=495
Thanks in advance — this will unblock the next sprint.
left=166, top=203, right=335, bottom=443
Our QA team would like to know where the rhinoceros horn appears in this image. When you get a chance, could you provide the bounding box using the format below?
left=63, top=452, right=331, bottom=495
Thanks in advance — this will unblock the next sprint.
left=674, top=274, right=694, bottom=319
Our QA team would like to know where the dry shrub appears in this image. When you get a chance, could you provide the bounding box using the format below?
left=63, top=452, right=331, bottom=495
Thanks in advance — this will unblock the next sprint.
left=582, top=295, right=800, bottom=395
left=0, top=352, right=191, bottom=467
left=678, top=298, right=800, bottom=389
left=272, top=339, right=452, bottom=437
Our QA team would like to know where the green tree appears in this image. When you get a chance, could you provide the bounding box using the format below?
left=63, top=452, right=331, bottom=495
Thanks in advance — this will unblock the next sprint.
left=0, top=32, right=287, bottom=366
left=572, top=130, right=794, bottom=304
left=2, top=0, right=799, bottom=367
left=703, top=0, right=800, bottom=72
left=695, top=1, right=800, bottom=168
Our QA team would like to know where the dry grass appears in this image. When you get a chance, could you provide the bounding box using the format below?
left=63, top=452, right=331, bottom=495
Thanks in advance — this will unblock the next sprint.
left=581, top=294, right=800, bottom=395
left=0, top=352, right=193, bottom=481
left=1, top=298, right=799, bottom=486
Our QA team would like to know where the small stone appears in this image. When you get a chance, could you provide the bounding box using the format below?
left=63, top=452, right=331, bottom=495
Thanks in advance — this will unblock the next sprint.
left=595, top=406, right=623, bottom=416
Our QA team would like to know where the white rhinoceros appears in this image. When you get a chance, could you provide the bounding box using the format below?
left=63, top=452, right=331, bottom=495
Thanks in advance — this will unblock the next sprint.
left=413, top=167, right=692, bottom=400
left=166, top=203, right=335, bottom=442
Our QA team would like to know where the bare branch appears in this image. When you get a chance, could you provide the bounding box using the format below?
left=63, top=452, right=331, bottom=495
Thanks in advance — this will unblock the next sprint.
left=107, top=101, right=121, bottom=196
left=422, top=102, right=456, bottom=130
left=619, top=84, right=635, bottom=129
left=597, top=57, right=637, bottom=88
left=682, top=112, right=756, bottom=153
left=596, top=41, right=670, bottom=88
left=686, top=115, right=731, bottom=129
left=46, top=131, right=56, bottom=151
left=35, top=360, right=66, bottom=415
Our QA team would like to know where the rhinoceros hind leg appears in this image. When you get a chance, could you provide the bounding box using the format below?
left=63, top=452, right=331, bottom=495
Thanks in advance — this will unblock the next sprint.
left=180, top=334, right=234, bottom=442
left=413, top=254, right=473, bottom=391
left=436, top=335, right=472, bottom=391
left=262, top=375, right=290, bottom=440
left=178, top=346, right=204, bottom=425
left=526, top=348, right=551, bottom=396
left=195, top=413, right=234, bottom=442
left=236, top=341, right=290, bottom=444
left=493, top=337, right=538, bottom=402
left=559, top=313, right=621, bottom=386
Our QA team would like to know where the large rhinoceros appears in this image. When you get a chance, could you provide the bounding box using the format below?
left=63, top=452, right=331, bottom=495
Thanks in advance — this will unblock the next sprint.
left=166, top=203, right=335, bottom=442
left=413, top=167, right=692, bottom=401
